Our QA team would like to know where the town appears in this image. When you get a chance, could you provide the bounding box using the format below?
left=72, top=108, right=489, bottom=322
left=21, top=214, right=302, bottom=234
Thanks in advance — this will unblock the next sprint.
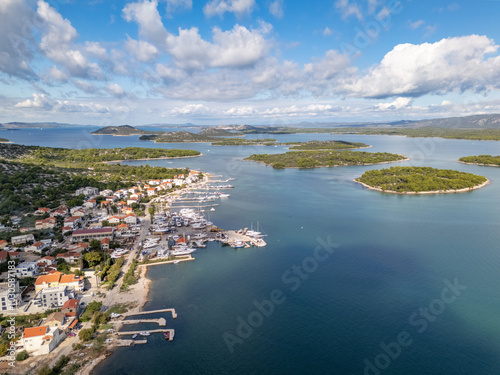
left=0, top=169, right=265, bottom=374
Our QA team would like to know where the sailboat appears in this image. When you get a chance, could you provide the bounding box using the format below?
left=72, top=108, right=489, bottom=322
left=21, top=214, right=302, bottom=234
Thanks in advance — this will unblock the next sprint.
left=246, top=222, right=267, bottom=238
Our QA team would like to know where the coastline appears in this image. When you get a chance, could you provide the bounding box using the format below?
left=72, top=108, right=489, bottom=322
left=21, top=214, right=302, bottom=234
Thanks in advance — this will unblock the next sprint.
left=458, top=160, right=500, bottom=167
left=353, top=178, right=490, bottom=195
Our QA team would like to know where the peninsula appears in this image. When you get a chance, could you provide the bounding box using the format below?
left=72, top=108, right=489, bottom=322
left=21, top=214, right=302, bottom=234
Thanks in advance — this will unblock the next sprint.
left=355, top=166, right=489, bottom=194
left=459, top=155, right=500, bottom=166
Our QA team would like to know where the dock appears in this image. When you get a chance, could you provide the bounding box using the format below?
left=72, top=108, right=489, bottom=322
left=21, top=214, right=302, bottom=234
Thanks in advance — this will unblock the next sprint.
left=116, top=328, right=175, bottom=341
left=138, top=256, right=194, bottom=267
left=115, top=339, right=148, bottom=346
left=122, top=308, right=178, bottom=319
left=223, top=230, right=267, bottom=247
left=116, top=318, right=166, bottom=326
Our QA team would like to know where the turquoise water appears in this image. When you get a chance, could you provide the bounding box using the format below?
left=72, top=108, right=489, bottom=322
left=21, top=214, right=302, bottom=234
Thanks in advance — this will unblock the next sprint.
left=9, top=128, right=500, bottom=374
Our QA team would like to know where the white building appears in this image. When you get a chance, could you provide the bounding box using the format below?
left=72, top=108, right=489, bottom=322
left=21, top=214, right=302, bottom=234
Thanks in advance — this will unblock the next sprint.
left=0, top=280, right=21, bottom=311
left=75, top=187, right=99, bottom=197
left=11, top=234, right=35, bottom=246
left=37, top=286, right=73, bottom=308
left=21, top=325, right=66, bottom=356
left=15, top=262, right=39, bottom=278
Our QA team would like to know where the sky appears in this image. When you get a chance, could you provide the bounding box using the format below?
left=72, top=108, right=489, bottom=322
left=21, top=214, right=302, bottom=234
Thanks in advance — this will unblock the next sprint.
left=1, top=0, right=500, bottom=126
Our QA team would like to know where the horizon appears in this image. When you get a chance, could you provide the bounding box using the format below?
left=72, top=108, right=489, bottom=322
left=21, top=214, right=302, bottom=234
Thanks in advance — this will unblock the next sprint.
left=1, top=1, right=500, bottom=125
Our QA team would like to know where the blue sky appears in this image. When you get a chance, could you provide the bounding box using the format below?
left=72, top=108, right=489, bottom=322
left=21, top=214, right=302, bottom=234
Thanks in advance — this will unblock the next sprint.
left=1, top=0, right=500, bottom=125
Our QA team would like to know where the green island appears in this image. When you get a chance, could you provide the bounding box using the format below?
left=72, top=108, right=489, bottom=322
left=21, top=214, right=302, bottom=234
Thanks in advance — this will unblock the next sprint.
left=140, top=131, right=276, bottom=145
left=91, top=125, right=157, bottom=136
left=244, top=150, right=407, bottom=169
left=459, top=155, right=500, bottom=166
left=284, top=140, right=369, bottom=150
left=0, top=143, right=197, bottom=214
left=0, top=138, right=8, bottom=143
left=355, top=166, right=488, bottom=194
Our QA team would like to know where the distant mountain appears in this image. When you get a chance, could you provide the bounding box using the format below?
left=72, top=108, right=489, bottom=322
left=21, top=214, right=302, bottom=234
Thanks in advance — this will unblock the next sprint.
left=410, top=114, right=500, bottom=129
left=0, top=122, right=75, bottom=128
left=91, top=125, right=158, bottom=136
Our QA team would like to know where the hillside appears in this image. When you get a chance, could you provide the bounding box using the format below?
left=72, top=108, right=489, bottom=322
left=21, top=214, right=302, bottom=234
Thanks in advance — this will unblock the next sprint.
left=198, top=127, right=241, bottom=136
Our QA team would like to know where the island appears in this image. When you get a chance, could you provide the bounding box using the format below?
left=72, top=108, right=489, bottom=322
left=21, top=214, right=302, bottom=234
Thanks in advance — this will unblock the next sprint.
left=459, top=155, right=500, bottom=166
left=91, top=125, right=157, bottom=136
left=354, top=166, right=489, bottom=194
left=0, top=138, right=9, bottom=143
left=244, top=150, right=407, bottom=169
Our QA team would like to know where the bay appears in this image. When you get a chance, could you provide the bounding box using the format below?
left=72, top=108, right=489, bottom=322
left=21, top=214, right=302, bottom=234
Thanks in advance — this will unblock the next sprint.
left=8, top=127, right=500, bottom=374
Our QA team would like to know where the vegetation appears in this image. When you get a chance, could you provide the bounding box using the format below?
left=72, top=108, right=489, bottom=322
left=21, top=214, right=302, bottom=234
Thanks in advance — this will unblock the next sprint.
left=0, top=143, right=193, bottom=215
left=37, top=354, right=73, bottom=375
left=0, top=138, right=8, bottom=143
left=140, top=130, right=277, bottom=145
left=91, top=125, right=156, bottom=135
left=459, top=155, right=500, bottom=166
left=286, top=140, right=369, bottom=150
left=105, top=256, right=125, bottom=289
left=121, top=259, right=138, bottom=291
left=210, top=138, right=277, bottom=146
left=80, top=301, right=103, bottom=322
left=356, top=166, right=488, bottom=193
left=15, top=350, right=29, bottom=361
left=245, top=150, right=406, bottom=169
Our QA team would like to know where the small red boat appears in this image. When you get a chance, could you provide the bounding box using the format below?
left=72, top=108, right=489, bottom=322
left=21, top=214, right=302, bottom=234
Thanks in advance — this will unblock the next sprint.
left=163, top=331, right=170, bottom=340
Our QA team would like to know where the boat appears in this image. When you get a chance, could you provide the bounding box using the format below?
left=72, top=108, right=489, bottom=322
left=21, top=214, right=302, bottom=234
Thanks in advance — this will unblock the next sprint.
left=172, top=247, right=196, bottom=256
left=139, top=331, right=151, bottom=336
left=231, top=241, right=245, bottom=248
left=132, top=333, right=138, bottom=339
left=164, top=331, right=170, bottom=340
left=173, top=260, right=180, bottom=264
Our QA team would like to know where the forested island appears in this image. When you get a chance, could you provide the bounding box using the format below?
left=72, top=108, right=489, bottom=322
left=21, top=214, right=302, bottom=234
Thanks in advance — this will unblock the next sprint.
left=355, top=166, right=488, bottom=194
left=91, top=125, right=157, bottom=136
left=0, top=138, right=9, bottom=143
left=285, top=140, right=369, bottom=150
left=245, top=150, right=406, bottom=169
left=459, top=155, right=500, bottom=166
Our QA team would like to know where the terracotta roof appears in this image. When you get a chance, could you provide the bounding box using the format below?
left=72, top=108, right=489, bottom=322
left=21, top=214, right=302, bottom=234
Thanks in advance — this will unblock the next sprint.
left=60, top=274, right=81, bottom=283
left=0, top=240, right=7, bottom=245
left=41, top=256, right=54, bottom=260
left=35, top=272, right=63, bottom=285
left=0, top=250, right=7, bottom=260
left=23, top=326, right=48, bottom=338
left=62, top=299, right=79, bottom=310
left=33, top=241, right=44, bottom=247
left=68, top=319, right=79, bottom=329
left=101, top=238, right=110, bottom=244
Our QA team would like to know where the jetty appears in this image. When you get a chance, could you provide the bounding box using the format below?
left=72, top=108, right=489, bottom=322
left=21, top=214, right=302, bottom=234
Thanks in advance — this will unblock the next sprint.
left=122, top=308, right=178, bottom=319
left=115, top=339, right=148, bottom=347
left=116, top=328, right=175, bottom=342
left=138, top=256, right=194, bottom=267
left=223, top=230, right=267, bottom=248
left=116, top=317, right=166, bottom=326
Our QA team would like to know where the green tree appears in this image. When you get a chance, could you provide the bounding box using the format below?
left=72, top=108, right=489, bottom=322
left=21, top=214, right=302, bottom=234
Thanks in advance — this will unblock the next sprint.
left=84, top=252, right=102, bottom=268
left=78, top=328, right=94, bottom=341
left=16, top=350, right=29, bottom=361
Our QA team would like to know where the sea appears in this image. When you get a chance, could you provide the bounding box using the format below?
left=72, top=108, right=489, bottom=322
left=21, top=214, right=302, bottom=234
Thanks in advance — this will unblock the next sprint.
left=5, top=126, right=500, bottom=374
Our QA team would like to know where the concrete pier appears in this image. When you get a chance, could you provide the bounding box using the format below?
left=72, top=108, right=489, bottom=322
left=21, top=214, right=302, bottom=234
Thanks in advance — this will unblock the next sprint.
left=116, top=329, right=175, bottom=341
left=122, top=308, right=178, bottom=319
left=116, top=317, right=166, bottom=326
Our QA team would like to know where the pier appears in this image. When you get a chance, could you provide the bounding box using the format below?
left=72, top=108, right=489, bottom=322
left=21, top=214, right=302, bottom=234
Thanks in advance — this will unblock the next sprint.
left=138, top=256, right=194, bottom=267
left=116, top=317, right=166, bottom=326
left=116, top=328, right=175, bottom=341
left=122, top=308, right=178, bottom=319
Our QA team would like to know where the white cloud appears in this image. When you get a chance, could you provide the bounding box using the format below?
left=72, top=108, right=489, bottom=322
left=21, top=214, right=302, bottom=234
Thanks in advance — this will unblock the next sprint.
left=166, top=0, right=192, bottom=14
left=261, top=104, right=337, bottom=117
left=203, top=0, right=255, bottom=18
left=122, top=0, right=168, bottom=48
left=323, top=27, right=333, bottom=36
left=107, top=83, right=125, bottom=97
left=224, top=106, right=257, bottom=116
left=125, top=38, right=159, bottom=62
left=169, top=104, right=213, bottom=116
left=15, top=93, right=53, bottom=109
left=74, top=80, right=100, bottom=94
left=376, top=97, right=412, bottom=110
left=341, top=35, right=500, bottom=98
left=37, top=1, right=104, bottom=79
left=84, top=42, right=108, bottom=59
left=269, top=0, right=283, bottom=18
left=335, top=0, right=363, bottom=21
left=0, top=0, right=36, bottom=79
left=47, top=66, right=68, bottom=82
left=409, top=20, right=424, bottom=30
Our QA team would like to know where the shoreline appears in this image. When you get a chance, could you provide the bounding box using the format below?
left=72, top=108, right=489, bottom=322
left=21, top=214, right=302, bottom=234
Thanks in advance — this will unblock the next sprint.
left=353, top=178, right=490, bottom=195
left=458, top=160, right=500, bottom=167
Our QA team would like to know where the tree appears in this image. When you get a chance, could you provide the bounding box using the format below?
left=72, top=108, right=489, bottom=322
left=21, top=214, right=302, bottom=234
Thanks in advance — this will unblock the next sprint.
left=84, top=252, right=102, bottom=268
left=78, top=328, right=94, bottom=341
left=89, top=239, right=101, bottom=251
left=16, top=350, right=29, bottom=361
